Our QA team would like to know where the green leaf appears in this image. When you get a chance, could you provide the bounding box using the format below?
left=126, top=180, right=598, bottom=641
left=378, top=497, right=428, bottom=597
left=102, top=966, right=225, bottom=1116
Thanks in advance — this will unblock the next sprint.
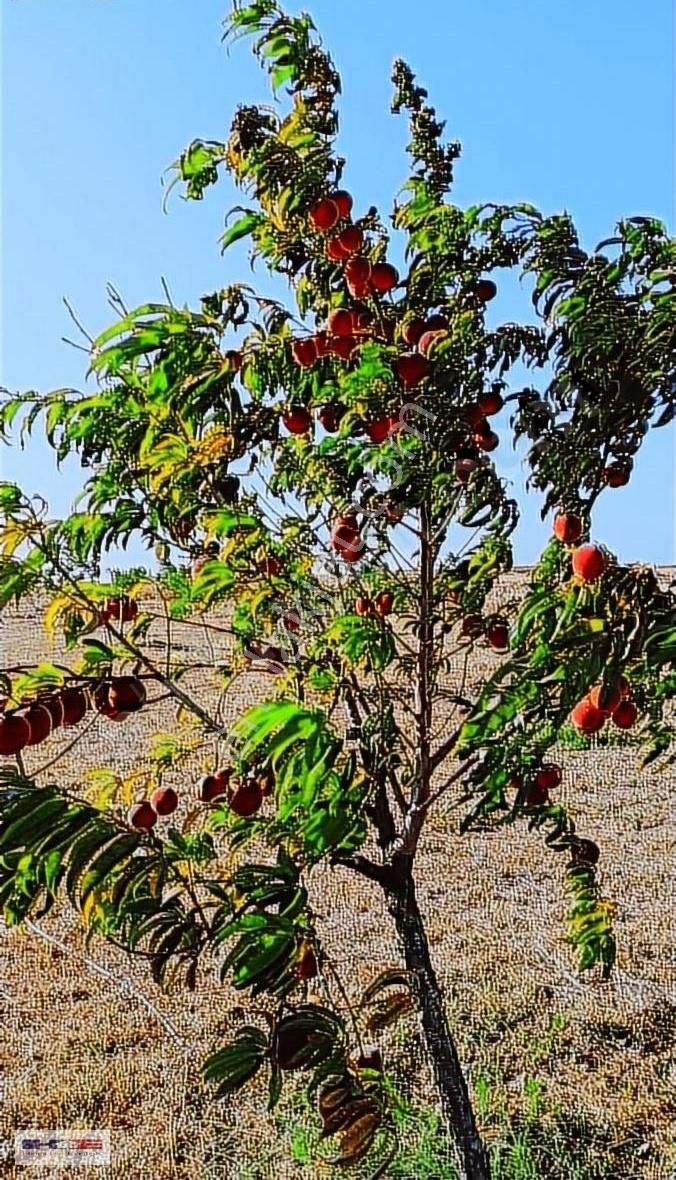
left=203, top=1027, right=269, bottom=1098
left=78, top=834, right=140, bottom=909
left=79, top=638, right=116, bottom=667
left=0, top=794, right=66, bottom=852
left=221, top=211, right=264, bottom=253
left=190, top=561, right=236, bottom=607
left=203, top=510, right=259, bottom=538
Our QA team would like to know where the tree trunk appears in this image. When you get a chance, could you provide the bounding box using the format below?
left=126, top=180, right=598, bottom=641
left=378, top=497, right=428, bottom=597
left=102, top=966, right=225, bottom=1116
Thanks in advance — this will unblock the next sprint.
left=388, top=869, right=492, bottom=1180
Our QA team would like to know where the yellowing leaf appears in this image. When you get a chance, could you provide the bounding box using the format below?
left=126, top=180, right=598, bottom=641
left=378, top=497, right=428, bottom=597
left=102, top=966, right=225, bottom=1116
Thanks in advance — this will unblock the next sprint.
left=121, top=770, right=155, bottom=808
left=0, top=521, right=30, bottom=557
left=85, top=768, right=123, bottom=809
left=82, top=888, right=108, bottom=928
left=44, top=592, right=98, bottom=639
left=194, top=427, right=242, bottom=464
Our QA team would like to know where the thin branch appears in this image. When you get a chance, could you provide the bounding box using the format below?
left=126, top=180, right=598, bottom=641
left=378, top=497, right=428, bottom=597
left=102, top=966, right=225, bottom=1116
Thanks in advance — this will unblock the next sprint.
left=62, top=296, right=94, bottom=344
left=332, top=854, right=392, bottom=888
left=419, top=755, right=478, bottom=815
left=24, top=919, right=191, bottom=1048
left=33, top=544, right=226, bottom=737
left=29, top=713, right=99, bottom=778
left=429, top=721, right=466, bottom=775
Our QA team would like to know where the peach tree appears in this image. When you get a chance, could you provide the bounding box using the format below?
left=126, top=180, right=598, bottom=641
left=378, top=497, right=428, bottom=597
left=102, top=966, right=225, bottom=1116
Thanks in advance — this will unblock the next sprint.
left=1, top=4, right=675, bottom=1177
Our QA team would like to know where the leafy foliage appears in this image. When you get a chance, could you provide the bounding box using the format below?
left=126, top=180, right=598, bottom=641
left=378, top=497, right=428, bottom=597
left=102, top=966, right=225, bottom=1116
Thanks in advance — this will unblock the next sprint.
left=0, top=2, right=674, bottom=1175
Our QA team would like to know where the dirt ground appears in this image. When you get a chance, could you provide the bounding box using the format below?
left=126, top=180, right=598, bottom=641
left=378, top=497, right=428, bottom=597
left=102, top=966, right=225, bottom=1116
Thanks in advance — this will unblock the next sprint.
left=0, top=573, right=674, bottom=1179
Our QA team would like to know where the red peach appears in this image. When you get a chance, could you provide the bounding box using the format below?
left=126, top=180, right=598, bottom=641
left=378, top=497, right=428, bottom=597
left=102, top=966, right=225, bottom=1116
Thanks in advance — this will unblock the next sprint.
left=535, top=764, right=562, bottom=791
left=128, top=801, right=157, bottom=831
left=332, top=190, right=353, bottom=218
left=602, top=462, right=630, bottom=488
left=42, top=695, right=65, bottom=729
left=524, top=781, right=549, bottom=807
left=570, top=696, right=606, bottom=734
left=105, top=596, right=138, bottom=623
left=395, top=352, right=429, bottom=389
left=374, top=590, right=394, bottom=618
left=200, top=773, right=229, bottom=803
left=475, top=278, right=497, bottom=302
left=326, top=236, right=348, bottom=262
left=418, top=330, right=446, bottom=357
left=309, top=197, right=339, bottom=232
left=477, top=390, right=504, bottom=416
left=0, top=712, right=31, bottom=756
left=283, top=406, right=312, bottom=434
left=17, top=704, right=52, bottom=747
left=329, top=334, right=357, bottom=360
left=553, top=513, right=583, bottom=544
left=474, top=430, right=499, bottom=452
left=292, top=338, right=318, bottom=368
left=589, top=684, right=623, bottom=715
left=402, top=317, right=427, bottom=345
left=486, top=622, right=509, bottom=652
left=330, top=521, right=364, bottom=563
left=318, top=404, right=343, bottom=433
left=336, top=225, right=363, bottom=255
left=572, top=544, right=606, bottom=583
left=108, top=677, right=146, bottom=714
left=327, top=309, right=354, bottom=338
left=150, top=786, right=178, bottom=816
left=60, top=687, right=88, bottom=727
left=365, top=417, right=397, bottom=444
left=370, top=263, right=399, bottom=293
left=344, top=256, right=372, bottom=288
left=612, top=700, right=638, bottom=729
left=229, top=779, right=263, bottom=818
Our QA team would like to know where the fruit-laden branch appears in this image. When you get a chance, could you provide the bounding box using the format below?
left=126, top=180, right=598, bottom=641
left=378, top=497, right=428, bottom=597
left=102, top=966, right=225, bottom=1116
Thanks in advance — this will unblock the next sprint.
left=30, top=524, right=228, bottom=739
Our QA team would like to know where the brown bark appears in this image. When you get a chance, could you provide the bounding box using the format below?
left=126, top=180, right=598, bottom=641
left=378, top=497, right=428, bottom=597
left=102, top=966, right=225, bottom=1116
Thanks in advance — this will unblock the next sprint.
left=388, top=867, right=492, bottom=1180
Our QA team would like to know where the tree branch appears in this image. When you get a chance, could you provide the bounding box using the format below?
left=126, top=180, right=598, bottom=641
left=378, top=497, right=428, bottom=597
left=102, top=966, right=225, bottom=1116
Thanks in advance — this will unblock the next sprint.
left=332, top=854, right=394, bottom=888
left=33, top=535, right=227, bottom=737
left=400, top=498, right=435, bottom=854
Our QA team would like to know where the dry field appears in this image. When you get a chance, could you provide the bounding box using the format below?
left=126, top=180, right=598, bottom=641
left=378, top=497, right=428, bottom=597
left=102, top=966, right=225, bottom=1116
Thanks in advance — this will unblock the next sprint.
left=1, top=571, right=675, bottom=1179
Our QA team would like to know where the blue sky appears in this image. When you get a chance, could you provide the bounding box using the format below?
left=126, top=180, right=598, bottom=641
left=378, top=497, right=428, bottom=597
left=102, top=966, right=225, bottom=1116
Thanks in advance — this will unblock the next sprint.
left=2, top=0, right=674, bottom=568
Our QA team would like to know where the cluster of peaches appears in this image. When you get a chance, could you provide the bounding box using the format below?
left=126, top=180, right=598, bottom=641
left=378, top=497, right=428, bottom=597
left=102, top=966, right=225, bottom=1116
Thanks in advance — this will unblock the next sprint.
left=459, top=614, right=510, bottom=651
left=95, top=594, right=139, bottom=626
left=128, top=765, right=275, bottom=832
left=354, top=590, right=394, bottom=618
left=281, top=188, right=498, bottom=447
left=0, top=675, right=147, bottom=758
left=553, top=512, right=607, bottom=583
left=328, top=513, right=366, bottom=564
left=570, top=679, right=637, bottom=735
left=509, top=764, right=599, bottom=864
left=553, top=513, right=638, bottom=732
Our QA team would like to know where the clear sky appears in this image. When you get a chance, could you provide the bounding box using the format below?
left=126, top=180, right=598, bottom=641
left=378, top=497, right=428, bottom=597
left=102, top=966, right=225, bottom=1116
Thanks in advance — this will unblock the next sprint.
left=2, top=0, right=674, bottom=568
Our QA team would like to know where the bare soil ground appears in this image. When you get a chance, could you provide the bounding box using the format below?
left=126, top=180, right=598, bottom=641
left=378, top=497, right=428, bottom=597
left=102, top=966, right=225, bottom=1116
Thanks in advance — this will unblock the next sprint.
left=1, top=574, right=674, bottom=1179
